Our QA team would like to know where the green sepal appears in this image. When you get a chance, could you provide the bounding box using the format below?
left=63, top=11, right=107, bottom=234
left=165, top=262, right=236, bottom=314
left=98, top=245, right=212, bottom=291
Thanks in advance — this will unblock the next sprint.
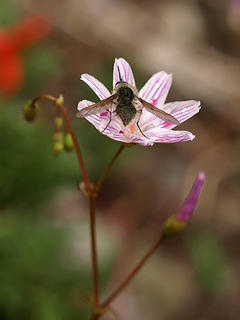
left=162, top=214, right=187, bottom=238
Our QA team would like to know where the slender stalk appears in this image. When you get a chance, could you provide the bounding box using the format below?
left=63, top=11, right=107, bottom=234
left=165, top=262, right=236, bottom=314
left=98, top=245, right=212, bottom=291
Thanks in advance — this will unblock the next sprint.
left=89, top=194, right=100, bottom=306
left=101, top=233, right=164, bottom=308
left=93, top=145, right=125, bottom=195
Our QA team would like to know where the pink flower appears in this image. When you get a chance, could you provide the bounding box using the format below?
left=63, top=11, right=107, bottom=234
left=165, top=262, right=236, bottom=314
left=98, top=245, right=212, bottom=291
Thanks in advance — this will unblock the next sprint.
left=77, top=58, right=201, bottom=146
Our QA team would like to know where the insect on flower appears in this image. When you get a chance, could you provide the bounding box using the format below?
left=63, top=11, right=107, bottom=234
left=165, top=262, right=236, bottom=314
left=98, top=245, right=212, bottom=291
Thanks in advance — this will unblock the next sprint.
left=77, top=58, right=201, bottom=146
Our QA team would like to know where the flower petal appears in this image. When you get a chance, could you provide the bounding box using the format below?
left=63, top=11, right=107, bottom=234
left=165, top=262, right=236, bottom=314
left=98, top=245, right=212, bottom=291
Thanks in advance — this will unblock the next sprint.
left=77, top=99, right=111, bottom=131
left=102, top=124, right=133, bottom=144
left=113, top=58, right=136, bottom=87
left=77, top=100, right=132, bottom=143
left=143, top=127, right=195, bottom=143
left=160, top=100, right=201, bottom=129
left=81, top=74, right=111, bottom=100
left=125, top=133, right=154, bottom=146
left=177, top=172, right=205, bottom=223
left=139, top=72, right=172, bottom=106
left=140, top=100, right=201, bottom=131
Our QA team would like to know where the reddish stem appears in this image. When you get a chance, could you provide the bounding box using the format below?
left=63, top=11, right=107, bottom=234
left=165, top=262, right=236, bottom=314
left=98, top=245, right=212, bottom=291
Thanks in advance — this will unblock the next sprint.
left=89, top=194, right=100, bottom=307
left=93, top=145, right=125, bottom=195
left=101, top=233, right=164, bottom=308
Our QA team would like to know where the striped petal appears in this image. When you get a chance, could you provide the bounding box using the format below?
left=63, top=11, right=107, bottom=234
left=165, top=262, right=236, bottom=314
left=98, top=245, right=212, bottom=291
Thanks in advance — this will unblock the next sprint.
left=125, top=133, right=154, bottom=146
left=81, top=74, right=111, bottom=100
left=77, top=100, right=132, bottom=144
left=77, top=99, right=111, bottom=132
left=113, top=58, right=136, bottom=87
left=140, top=100, right=201, bottom=131
left=143, top=127, right=195, bottom=143
left=139, top=72, right=172, bottom=106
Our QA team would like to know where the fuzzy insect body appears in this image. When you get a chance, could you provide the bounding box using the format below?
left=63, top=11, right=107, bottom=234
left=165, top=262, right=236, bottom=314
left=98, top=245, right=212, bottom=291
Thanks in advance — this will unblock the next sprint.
left=76, top=81, right=180, bottom=129
left=115, top=85, right=138, bottom=126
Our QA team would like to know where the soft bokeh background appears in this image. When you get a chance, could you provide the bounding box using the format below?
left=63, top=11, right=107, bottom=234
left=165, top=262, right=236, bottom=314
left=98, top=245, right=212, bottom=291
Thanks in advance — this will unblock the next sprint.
left=1, top=0, right=240, bottom=319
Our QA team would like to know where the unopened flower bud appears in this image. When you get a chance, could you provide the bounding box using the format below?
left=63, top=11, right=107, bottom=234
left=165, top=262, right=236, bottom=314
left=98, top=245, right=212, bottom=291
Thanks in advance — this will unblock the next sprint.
left=162, top=172, right=205, bottom=238
left=53, top=131, right=64, bottom=155
left=55, top=116, right=63, bottom=130
left=53, top=142, right=64, bottom=155
left=64, top=133, right=74, bottom=152
left=23, top=100, right=39, bottom=122
left=55, top=94, right=64, bottom=106
left=53, top=132, right=63, bottom=143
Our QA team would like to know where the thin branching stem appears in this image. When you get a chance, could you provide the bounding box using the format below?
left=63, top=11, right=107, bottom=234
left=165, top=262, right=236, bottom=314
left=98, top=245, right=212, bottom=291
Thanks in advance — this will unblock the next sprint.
left=93, top=145, right=125, bottom=196
left=89, top=194, right=100, bottom=306
left=100, top=233, right=164, bottom=308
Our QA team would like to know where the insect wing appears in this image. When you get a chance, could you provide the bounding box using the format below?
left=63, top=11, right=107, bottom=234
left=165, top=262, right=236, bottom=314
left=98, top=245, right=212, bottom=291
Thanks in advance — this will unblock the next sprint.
left=76, top=95, right=116, bottom=118
left=139, top=98, right=180, bottom=125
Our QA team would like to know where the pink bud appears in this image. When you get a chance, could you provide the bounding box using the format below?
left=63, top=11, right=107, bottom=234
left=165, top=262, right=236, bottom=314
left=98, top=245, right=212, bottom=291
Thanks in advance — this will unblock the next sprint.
left=177, top=172, right=205, bottom=223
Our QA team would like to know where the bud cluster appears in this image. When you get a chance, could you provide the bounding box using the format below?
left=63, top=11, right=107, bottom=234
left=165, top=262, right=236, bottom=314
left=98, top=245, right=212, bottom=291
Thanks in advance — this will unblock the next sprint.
left=23, top=97, right=74, bottom=155
left=53, top=115, right=74, bottom=155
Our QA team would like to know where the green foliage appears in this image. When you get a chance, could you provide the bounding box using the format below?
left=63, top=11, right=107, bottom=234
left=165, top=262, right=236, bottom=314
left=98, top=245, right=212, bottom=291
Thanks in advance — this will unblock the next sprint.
left=22, top=46, right=60, bottom=96
left=0, top=105, right=79, bottom=208
left=0, top=214, right=113, bottom=320
left=186, top=229, right=227, bottom=294
left=0, top=0, right=20, bottom=26
left=0, top=215, right=92, bottom=320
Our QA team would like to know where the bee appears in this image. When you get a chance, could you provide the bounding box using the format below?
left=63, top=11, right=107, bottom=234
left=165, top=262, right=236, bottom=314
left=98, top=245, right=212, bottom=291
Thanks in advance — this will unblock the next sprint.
left=77, top=69, right=179, bottom=135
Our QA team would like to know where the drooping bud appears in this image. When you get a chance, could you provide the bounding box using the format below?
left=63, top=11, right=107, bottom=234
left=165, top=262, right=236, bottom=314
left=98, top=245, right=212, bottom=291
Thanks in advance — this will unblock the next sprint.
left=53, top=132, right=64, bottom=155
left=53, top=132, right=63, bottom=143
left=162, top=172, right=205, bottom=238
left=55, top=116, right=63, bottom=130
left=53, top=142, right=64, bottom=155
left=23, top=100, right=39, bottom=122
left=64, top=133, right=74, bottom=152
left=55, top=93, right=64, bottom=106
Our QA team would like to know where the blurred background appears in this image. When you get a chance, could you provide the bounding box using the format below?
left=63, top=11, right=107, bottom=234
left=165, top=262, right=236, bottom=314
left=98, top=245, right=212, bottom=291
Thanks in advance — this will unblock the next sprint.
left=1, top=0, right=240, bottom=319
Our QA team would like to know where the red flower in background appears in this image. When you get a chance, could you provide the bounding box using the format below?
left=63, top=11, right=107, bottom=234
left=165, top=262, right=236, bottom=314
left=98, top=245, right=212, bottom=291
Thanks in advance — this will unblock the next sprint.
left=0, top=15, right=51, bottom=96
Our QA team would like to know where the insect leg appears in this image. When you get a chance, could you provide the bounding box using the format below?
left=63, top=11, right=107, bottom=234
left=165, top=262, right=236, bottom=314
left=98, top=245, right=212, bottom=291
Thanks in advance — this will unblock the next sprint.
left=136, top=110, right=150, bottom=139
left=136, top=120, right=150, bottom=139
left=101, top=109, right=112, bottom=133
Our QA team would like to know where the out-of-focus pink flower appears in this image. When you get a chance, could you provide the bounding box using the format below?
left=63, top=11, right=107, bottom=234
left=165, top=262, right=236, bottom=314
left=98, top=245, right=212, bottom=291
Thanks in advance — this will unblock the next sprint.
left=0, top=15, right=51, bottom=96
left=77, top=58, right=201, bottom=146
left=162, top=172, right=205, bottom=237
left=176, top=172, right=205, bottom=223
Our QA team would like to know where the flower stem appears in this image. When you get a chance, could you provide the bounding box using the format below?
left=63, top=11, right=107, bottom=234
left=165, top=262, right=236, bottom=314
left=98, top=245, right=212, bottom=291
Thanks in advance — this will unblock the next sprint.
left=89, top=194, right=100, bottom=307
left=93, top=145, right=125, bottom=196
left=100, top=233, right=164, bottom=308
